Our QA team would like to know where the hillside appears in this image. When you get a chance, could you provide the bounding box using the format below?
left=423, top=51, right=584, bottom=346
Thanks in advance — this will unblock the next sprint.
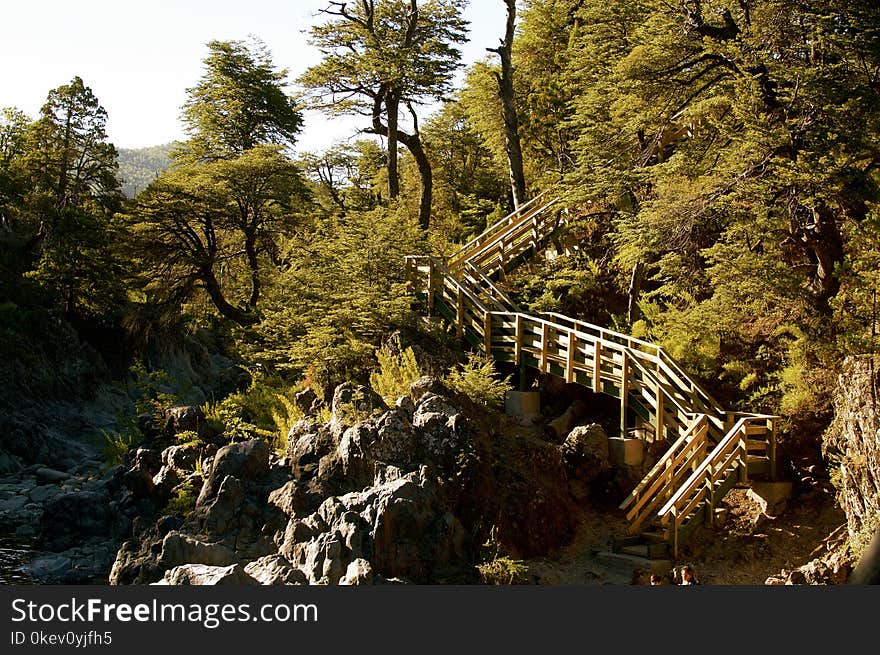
left=116, top=143, right=175, bottom=197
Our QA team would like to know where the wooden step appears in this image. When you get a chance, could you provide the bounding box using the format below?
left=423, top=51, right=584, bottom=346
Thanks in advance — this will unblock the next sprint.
left=620, top=541, right=670, bottom=559
left=595, top=551, right=672, bottom=575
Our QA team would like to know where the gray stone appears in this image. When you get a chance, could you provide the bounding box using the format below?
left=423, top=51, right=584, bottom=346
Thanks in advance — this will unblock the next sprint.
left=159, top=532, right=237, bottom=568
left=244, top=555, right=307, bottom=585
left=159, top=564, right=258, bottom=586
left=0, top=495, right=28, bottom=512
left=197, top=439, right=269, bottom=507
left=35, top=467, right=69, bottom=484
left=340, top=558, right=374, bottom=585
left=28, top=485, right=58, bottom=503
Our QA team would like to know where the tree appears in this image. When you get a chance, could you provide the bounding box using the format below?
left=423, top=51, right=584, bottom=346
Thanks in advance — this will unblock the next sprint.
left=19, top=77, right=124, bottom=319
left=181, top=38, right=303, bottom=159
left=489, top=0, right=527, bottom=208
left=300, top=0, right=469, bottom=230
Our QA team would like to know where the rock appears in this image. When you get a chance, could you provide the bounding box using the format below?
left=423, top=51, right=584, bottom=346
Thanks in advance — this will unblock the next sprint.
left=197, top=439, right=269, bottom=507
left=268, top=480, right=314, bottom=519
left=39, top=491, right=113, bottom=552
left=244, top=555, right=307, bottom=585
left=330, top=383, right=387, bottom=438
left=0, top=450, right=23, bottom=475
left=159, top=563, right=258, bottom=586
left=287, top=421, right=334, bottom=470
left=155, top=515, right=184, bottom=537
left=159, top=532, right=237, bottom=568
left=27, top=485, right=58, bottom=503
left=161, top=443, right=202, bottom=476
left=35, top=467, right=69, bottom=484
left=0, top=494, right=28, bottom=512
left=340, top=558, right=374, bottom=585
left=409, top=376, right=450, bottom=403
left=123, top=467, right=155, bottom=500
left=163, top=406, right=210, bottom=439
left=133, top=449, right=161, bottom=476
left=561, top=423, right=613, bottom=497
left=295, top=388, right=319, bottom=415
left=547, top=399, right=589, bottom=441
left=200, top=475, right=245, bottom=534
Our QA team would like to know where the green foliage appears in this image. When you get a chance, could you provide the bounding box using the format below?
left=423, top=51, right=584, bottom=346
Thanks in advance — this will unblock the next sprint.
left=163, top=487, right=198, bottom=517
left=370, top=346, right=422, bottom=404
left=182, top=38, right=302, bottom=157
left=126, top=361, right=179, bottom=415
left=445, top=352, right=511, bottom=410
left=270, top=392, right=304, bottom=455
left=476, top=527, right=529, bottom=585
left=101, top=426, right=141, bottom=466
left=245, top=206, right=425, bottom=390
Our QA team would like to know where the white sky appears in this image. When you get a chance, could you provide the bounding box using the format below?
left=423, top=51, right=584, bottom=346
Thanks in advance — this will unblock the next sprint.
left=0, top=0, right=506, bottom=152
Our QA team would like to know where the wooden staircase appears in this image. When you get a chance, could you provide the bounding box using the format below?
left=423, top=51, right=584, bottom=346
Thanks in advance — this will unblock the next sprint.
left=405, top=196, right=777, bottom=560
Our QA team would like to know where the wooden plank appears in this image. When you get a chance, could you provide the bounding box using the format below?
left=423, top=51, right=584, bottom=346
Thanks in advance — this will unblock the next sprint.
left=655, top=384, right=665, bottom=443
left=593, top=341, right=602, bottom=393
left=540, top=322, right=549, bottom=373
left=456, top=287, right=464, bottom=338
left=483, top=312, right=492, bottom=355
left=566, top=330, right=576, bottom=383
left=514, top=314, right=523, bottom=365
left=620, top=354, right=629, bottom=436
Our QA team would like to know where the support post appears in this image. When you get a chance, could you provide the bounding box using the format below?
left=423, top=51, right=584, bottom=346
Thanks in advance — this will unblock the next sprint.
left=768, top=418, right=777, bottom=481
left=427, top=260, right=435, bottom=314
left=540, top=322, right=549, bottom=374
left=566, top=330, right=576, bottom=383
left=456, top=287, right=464, bottom=339
left=620, top=354, right=629, bottom=437
left=593, top=341, right=602, bottom=393
left=484, top=312, right=492, bottom=356
left=514, top=314, right=523, bottom=365
left=655, top=382, right=665, bottom=444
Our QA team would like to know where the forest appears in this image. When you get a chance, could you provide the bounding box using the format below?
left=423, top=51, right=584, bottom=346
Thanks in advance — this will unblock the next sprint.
left=1, top=0, right=879, bottom=584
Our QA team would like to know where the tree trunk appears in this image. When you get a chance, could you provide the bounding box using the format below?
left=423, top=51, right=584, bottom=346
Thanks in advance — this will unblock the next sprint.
left=493, top=0, right=527, bottom=209
left=200, top=267, right=256, bottom=326
left=386, top=90, right=400, bottom=200
left=627, top=261, right=644, bottom=324
left=398, top=130, right=433, bottom=231
left=244, top=230, right=261, bottom=309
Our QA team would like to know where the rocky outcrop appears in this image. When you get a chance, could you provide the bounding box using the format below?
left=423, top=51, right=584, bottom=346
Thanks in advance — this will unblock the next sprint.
left=824, top=356, right=880, bottom=559
left=108, top=377, right=584, bottom=586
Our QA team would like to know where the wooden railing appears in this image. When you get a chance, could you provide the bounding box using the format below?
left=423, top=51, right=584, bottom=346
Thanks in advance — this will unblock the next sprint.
left=447, top=194, right=562, bottom=277
left=657, top=414, right=776, bottom=557
left=619, top=414, right=709, bottom=535
left=406, top=199, right=777, bottom=558
left=447, top=191, right=553, bottom=270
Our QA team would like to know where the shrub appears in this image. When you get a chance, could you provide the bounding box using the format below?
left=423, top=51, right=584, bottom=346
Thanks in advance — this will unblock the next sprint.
left=101, top=427, right=141, bottom=465
left=445, top=352, right=511, bottom=410
left=163, top=487, right=198, bottom=517
left=370, top=346, right=422, bottom=404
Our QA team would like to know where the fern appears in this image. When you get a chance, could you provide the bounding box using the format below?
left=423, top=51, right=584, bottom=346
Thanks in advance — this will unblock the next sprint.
left=370, top=346, right=423, bottom=404
left=445, top=352, right=511, bottom=410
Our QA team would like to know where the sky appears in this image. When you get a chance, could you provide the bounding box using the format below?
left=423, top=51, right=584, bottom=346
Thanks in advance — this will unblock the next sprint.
left=0, top=0, right=506, bottom=153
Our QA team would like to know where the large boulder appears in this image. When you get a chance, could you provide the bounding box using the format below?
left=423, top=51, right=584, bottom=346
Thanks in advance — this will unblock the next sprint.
left=159, top=531, right=237, bottom=568
left=197, top=439, right=269, bottom=507
left=244, top=555, right=307, bottom=585
left=159, top=563, right=257, bottom=586
left=561, top=423, right=612, bottom=500
left=329, top=383, right=387, bottom=439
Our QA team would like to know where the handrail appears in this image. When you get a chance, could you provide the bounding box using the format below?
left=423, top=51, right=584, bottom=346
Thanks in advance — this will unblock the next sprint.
left=447, top=191, right=550, bottom=264
left=407, top=200, right=778, bottom=559
left=619, top=414, right=709, bottom=533
left=458, top=198, right=561, bottom=267
left=658, top=416, right=750, bottom=519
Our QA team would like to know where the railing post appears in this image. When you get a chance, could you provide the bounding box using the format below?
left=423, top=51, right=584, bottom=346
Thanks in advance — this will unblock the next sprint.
left=427, top=259, right=435, bottom=314
left=484, top=312, right=492, bottom=355
left=739, top=424, right=749, bottom=484
left=540, top=322, right=549, bottom=373
left=655, top=381, right=665, bottom=444
left=514, top=314, right=523, bottom=365
left=768, top=418, right=777, bottom=481
left=456, top=286, right=464, bottom=339
left=620, top=353, right=629, bottom=437
left=593, top=341, right=602, bottom=393
left=566, top=331, right=576, bottom=383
